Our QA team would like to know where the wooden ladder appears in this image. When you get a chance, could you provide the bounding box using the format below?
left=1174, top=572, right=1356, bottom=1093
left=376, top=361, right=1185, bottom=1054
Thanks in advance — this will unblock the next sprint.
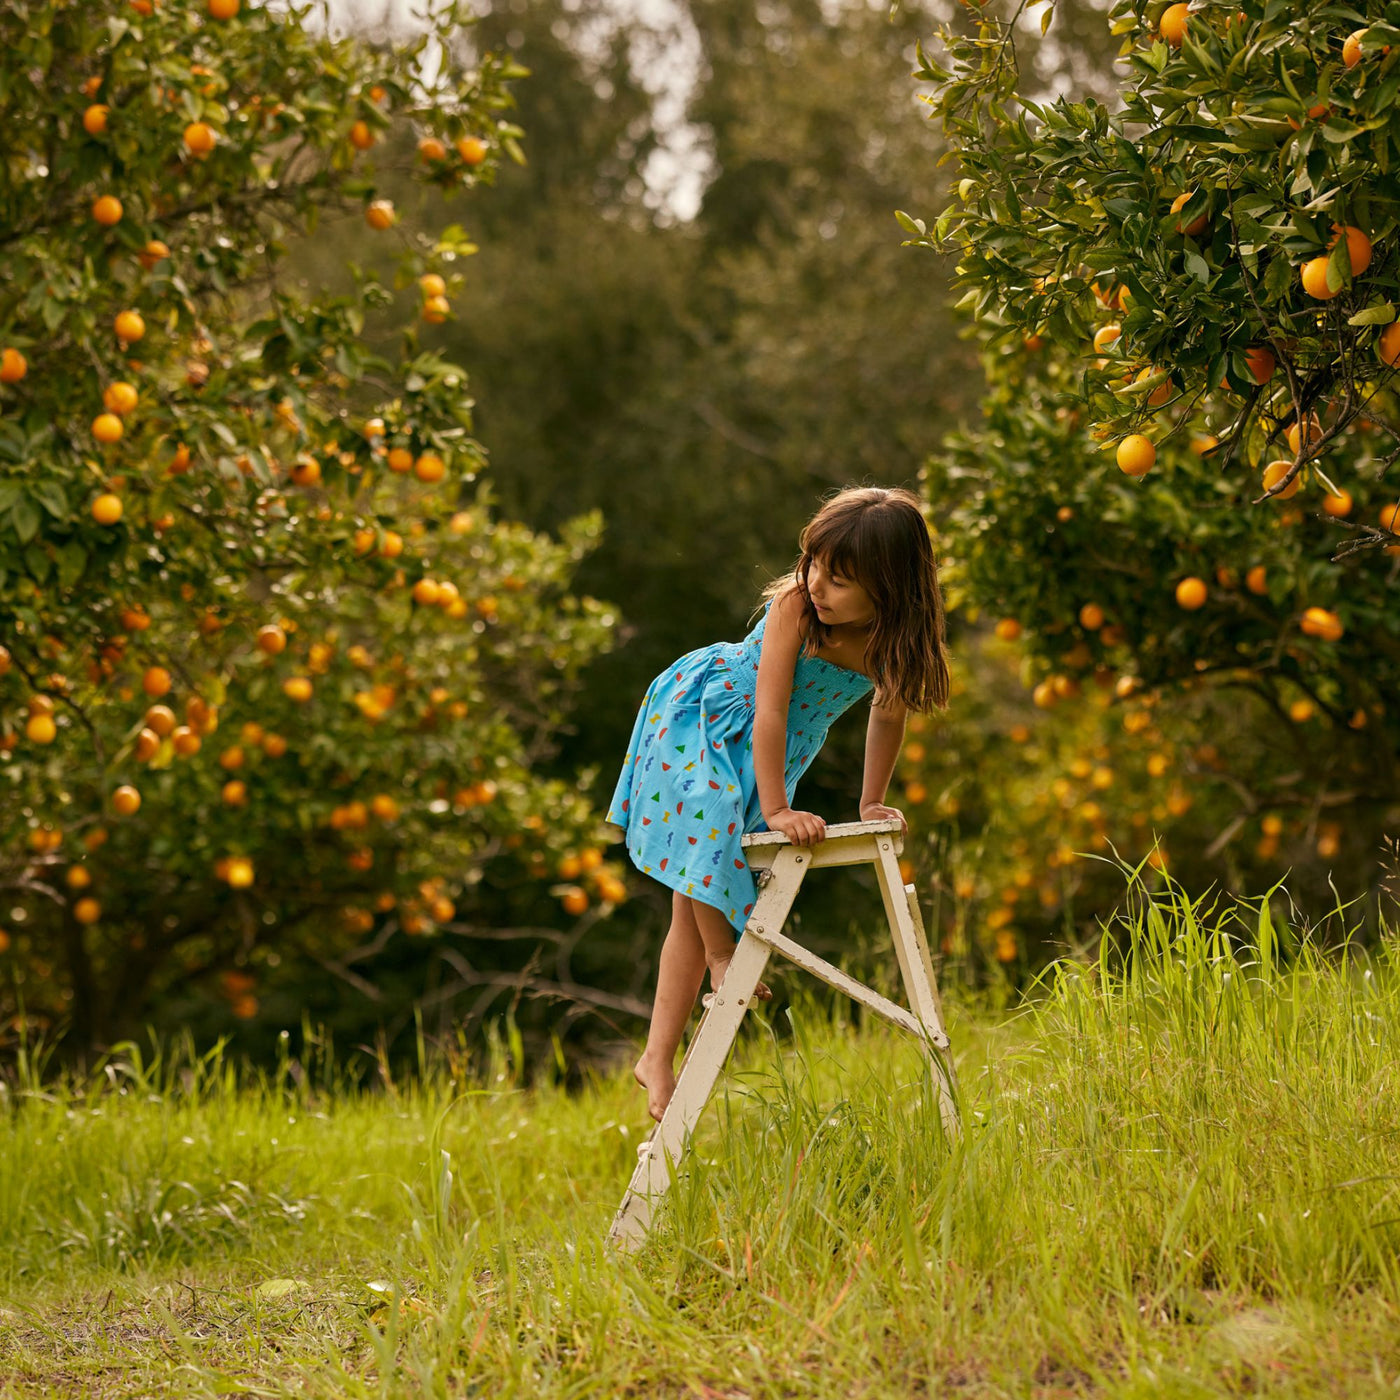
left=607, top=816, right=958, bottom=1253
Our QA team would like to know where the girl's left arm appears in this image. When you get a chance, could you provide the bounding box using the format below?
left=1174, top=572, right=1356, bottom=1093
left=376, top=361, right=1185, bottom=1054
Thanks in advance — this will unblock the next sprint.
left=860, top=698, right=908, bottom=837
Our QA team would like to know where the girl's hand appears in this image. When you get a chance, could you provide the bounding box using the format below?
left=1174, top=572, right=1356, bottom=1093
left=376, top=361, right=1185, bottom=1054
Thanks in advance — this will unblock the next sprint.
left=860, top=801, right=907, bottom=840
left=766, top=806, right=827, bottom=847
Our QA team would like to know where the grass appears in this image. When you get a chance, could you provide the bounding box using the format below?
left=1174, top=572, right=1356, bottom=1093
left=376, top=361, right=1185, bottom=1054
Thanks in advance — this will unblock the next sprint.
left=1, top=871, right=1398, bottom=1397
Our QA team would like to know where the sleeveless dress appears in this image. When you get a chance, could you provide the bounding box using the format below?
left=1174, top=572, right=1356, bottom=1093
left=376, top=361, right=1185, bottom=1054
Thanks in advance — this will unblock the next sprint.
left=604, top=595, right=875, bottom=935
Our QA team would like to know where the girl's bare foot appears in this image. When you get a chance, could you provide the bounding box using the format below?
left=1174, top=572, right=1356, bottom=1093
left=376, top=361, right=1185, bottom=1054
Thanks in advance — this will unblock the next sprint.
left=707, top=954, right=772, bottom=1002
left=634, top=1052, right=676, bottom=1122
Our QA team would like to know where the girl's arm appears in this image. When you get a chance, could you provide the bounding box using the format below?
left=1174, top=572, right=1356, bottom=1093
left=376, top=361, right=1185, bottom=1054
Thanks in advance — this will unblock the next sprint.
left=861, top=697, right=908, bottom=832
left=753, top=587, right=803, bottom=820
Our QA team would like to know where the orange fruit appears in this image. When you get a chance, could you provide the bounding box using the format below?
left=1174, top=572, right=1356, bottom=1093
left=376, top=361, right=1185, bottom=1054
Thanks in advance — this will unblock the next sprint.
left=208, top=0, right=239, bottom=16
left=365, top=200, right=396, bottom=230
left=1285, top=412, right=1321, bottom=456
left=143, top=666, right=172, bottom=698
left=561, top=887, right=588, bottom=916
left=422, top=295, right=450, bottom=323
left=138, top=239, right=171, bottom=271
left=1289, top=697, right=1315, bottom=723
left=168, top=442, right=191, bottom=473
left=1322, top=489, right=1353, bottom=518
left=1329, top=223, right=1372, bottom=276
left=1078, top=603, right=1105, bottom=630
left=387, top=447, right=414, bottom=473
left=1136, top=366, right=1174, bottom=406
left=27, top=713, right=57, bottom=744
left=1261, top=458, right=1300, bottom=499
left=414, top=452, right=445, bottom=482
left=1116, top=434, right=1155, bottom=477
left=1243, top=346, right=1275, bottom=384
left=112, top=784, right=142, bottom=815
left=1245, top=565, right=1268, bottom=595
left=92, top=413, right=124, bottom=445
left=114, top=310, right=146, bottom=342
left=1344, top=29, right=1366, bottom=66
left=83, top=104, right=110, bottom=135
left=1175, top=576, right=1207, bottom=610
left=227, top=857, right=254, bottom=888
left=1190, top=434, right=1218, bottom=457
left=283, top=676, right=313, bottom=702
left=1159, top=2, right=1189, bottom=45
left=1092, top=323, right=1122, bottom=352
left=1170, top=191, right=1206, bottom=236
left=183, top=121, right=216, bottom=155
left=103, top=381, right=138, bottom=415
left=1378, top=502, right=1400, bottom=533
left=1300, top=606, right=1343, bottom=641
left=413, top=578, right=441, bottom=606
left=418, top=136, right=447, bottom=162
left=349, top=119, right=375, bottom=150
left=994, top=618, right=1022, bottom=642
left=290, top=455, right=321, bottom=486
left=1378, top=320, right=1400, bottom=367
left=1300, top=256, right=1338, bottom=299
left=456, top=135, right=487, bottom=165
left=73, top=897, right=102, bottom=924
left=92, top=194, right=123, bottom=225
left=91, top=493, right=123, bottom=525
left=145, top=703, right=176, bottom=735
left=257, top=624, right=286, bottom=654
left=0, top=348, right=27, bottom=383
left=82, top=76, right=103, bottom=98
left=419, top=273, right=446, bottom=298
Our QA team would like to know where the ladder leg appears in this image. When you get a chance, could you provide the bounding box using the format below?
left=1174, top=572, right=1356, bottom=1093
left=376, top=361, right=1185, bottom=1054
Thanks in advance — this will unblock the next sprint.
left=608, top=848, right=806, bottom=1252
left=607, top=930, right=773, bottom=1252
left=871, top=840, right=960, bottom=1139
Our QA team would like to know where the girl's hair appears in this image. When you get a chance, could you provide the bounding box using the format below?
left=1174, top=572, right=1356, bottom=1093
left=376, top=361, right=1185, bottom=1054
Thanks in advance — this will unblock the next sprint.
left=750, top=485, right=951, bottom=715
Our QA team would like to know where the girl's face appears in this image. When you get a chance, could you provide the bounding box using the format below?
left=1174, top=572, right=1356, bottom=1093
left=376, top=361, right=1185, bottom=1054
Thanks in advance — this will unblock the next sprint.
left=806, top=553, right=875, bottom=628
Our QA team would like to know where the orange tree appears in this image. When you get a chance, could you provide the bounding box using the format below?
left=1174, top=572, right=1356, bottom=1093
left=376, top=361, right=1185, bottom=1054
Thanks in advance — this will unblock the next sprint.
left=0, top=0, right=629, bottom=1053
left=889, top=0, right=1400, bottom=958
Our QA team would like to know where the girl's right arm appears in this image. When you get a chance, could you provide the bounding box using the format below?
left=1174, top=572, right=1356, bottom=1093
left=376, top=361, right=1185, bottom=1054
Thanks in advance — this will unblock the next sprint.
left=754, top=587, right=828, bottom=846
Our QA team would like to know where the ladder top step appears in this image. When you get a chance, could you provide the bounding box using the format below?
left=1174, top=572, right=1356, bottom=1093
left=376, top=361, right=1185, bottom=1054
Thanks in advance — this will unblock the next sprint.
left=741, top=817, right=903, bottom=849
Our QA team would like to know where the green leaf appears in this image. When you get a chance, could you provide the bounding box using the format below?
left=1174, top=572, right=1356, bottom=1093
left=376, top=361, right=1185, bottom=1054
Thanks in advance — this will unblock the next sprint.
left=56, top=540, right=87, bottom=589
left=256, top=1278, right=303, bottom=1298
left=1348, top=302, right=1395, bottom=326
left=11, top=496, right=39, bottom=544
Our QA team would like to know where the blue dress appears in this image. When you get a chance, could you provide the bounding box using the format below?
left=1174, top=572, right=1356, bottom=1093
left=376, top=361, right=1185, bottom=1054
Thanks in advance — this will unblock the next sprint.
left=604, top=595, right=875, bottom=934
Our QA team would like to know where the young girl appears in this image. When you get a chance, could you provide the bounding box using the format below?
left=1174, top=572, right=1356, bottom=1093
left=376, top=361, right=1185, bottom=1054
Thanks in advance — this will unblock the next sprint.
left=604, top=485, right=951, bottom=1121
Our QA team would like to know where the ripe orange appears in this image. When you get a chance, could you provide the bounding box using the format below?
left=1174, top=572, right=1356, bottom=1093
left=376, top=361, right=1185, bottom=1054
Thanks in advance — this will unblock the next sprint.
left=1300, top=606, right=1344, bottom=641
left=1136, top=366, right=1173, bottom=407
left=290, top=455, right=321, bottom=486
left=1116, top=434, right=1155, bottom=477
left=456, top=135, right=487, bottom=165
left=283, top=676, right=313, bottom=702
left=1078, top=603, right=1105, bottom=630
left=1170, top=192, right=1206, bottom=236
left=92, top=413, right=124, bottom=445
left=349, top=119, right=375, bottom=150
left=27, top=713, right=57, bottom=744
left=83, top=104, right=110, bottom=135
left=387, top=447, right=414, bottom=473
left=413, top=578, right=441, bottom=606
left=419, top=136, right=448, bottom=162
left=419, top=273, right=446, bottom=298
left=143, top=666, right=172, bottom=698
left=112, top=784, right=142, bottom=815
left=74, top=897, right=102, bottom=924
left=1190, top=434, right=1218, bottom=457
left=1023, top=333, right=1044, bottom=351
left=1159, top=2, right=1189, bottom=45
left=562, top=887, right=588, bottom=916
left=1243, top=346, right=1275, bottom=384
left=994, top=618, right=1022, bottom=642
left=183, top=121, right=216, bottom=155
left=1378, top=321, right=1400, bottom=367
left=0, top=348, right=27, bottom=383
left=414, top=452, right=445, bottom=482
left=1329, top=223, right=1372, bottom=276
left=1285, top=412, right=1321, bottom=455
left=82, top=75, right=103, bottom=98
left=1300, top=256, right=1338, bottom=299
left=1344, top=29, right=1366, bottom=66
left=1289, top=697, right=1315, bottom=723
left=103, top=381, right=138, bottom=415
left=1092, top=323, right=1122, bottom=352
left=92, top=194, right=123, bottom=226
left=138, top=239, right=171, bottom=271
left=365, top=199, right=396, bottom=230
left=257, top=623, right=287, bottom=655
left=1287, top=102, right=1331, bottom=131
left=222, top=779, right=247, bottom=805
left=145, top=703, right=176, bottom=735
left=1261, top=458, right=1300, bottom=499
left=114, top=310, right=146, bottom=342
left=422, top=295, right=450, bottom=323
left=1378, top=502, right=1400, bottom=533
left=1322, top=489, right=1353, bottom=518
left=91, top=493, right=123, bottom=526
left=1244, top=565, right=1267, bottom=595
left=227, top=856, right=254, bottom=888
left=168, top=442, right=191, bottom=473
left=1175, top=576, right=1207, bottom=610
left=208, top=0, right=239, bottom=16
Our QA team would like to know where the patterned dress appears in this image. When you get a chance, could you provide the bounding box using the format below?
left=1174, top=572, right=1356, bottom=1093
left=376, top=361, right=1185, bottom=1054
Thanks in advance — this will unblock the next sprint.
left=605, top=595, right=874, bottom=934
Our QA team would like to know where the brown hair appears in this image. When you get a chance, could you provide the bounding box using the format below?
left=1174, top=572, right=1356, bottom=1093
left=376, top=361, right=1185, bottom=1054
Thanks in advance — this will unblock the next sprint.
left=750, top=485, right=951, bottom=715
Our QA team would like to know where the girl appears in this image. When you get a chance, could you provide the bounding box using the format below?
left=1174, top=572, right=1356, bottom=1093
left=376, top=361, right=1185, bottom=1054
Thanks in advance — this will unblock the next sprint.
left=604, top=486, right=951, bottom=1121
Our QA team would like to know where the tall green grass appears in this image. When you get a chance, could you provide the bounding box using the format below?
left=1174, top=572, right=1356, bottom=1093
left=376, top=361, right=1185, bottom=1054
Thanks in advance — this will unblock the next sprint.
left=1, top=869, right=1398, bottom=1397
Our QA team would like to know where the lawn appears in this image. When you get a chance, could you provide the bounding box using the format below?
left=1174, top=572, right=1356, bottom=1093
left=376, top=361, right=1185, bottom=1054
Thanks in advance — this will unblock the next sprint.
left=1, top=878, right=1397, bottom=1398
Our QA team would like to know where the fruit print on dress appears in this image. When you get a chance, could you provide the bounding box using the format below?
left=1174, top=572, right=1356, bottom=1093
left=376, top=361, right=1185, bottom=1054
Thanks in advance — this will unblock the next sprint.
left=605, top=597, right=873, bottom=935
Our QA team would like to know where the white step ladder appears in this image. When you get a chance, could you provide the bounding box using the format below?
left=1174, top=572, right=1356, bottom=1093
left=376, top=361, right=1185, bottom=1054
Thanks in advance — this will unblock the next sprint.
left=608, top=817, right=958, bottom=1252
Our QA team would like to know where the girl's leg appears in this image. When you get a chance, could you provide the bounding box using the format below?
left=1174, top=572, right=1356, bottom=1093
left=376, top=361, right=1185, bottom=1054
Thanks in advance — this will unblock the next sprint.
left=634, top=889, right=706, bottom=1122
left=687, top=894, right=772, bottom=1004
